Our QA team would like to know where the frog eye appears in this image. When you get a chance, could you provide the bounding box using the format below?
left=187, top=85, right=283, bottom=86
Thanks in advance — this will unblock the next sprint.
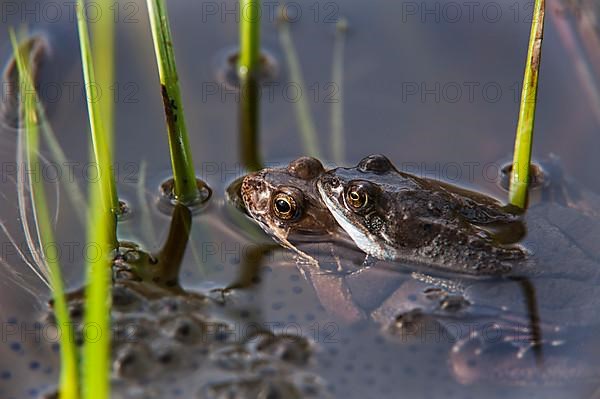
left=288, top=157, right=325, bottom=180
left=346, top=184, right=369, bottom=210
left=358, top=154, right=393, bottom=174
left=272, top=193, right=299, bottom=220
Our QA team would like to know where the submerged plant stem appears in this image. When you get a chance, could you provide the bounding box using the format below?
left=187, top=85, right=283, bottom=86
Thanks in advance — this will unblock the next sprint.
left=277, top=16, right=321, bottom=159
left=509, top=0, right=545, bottom=209
left=146, top=0, right=199, bottom=204
left=239, top=74, right=262, bottom=171
left=9, top=30, right=80, bottom=399
left=239, top=0, right=261, bottom=77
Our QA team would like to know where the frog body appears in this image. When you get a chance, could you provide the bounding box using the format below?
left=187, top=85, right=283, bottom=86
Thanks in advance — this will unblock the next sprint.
left=317, top=155, right=528, bottom=275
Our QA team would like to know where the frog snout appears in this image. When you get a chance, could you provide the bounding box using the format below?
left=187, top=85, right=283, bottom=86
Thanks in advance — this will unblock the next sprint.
left=240, top=174, right=259, bottom=206
left=240, top=174, right=270, bottom=213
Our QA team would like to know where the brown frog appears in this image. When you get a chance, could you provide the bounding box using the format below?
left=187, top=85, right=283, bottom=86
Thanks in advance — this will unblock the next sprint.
left=240, top=156, right=361, bottom=268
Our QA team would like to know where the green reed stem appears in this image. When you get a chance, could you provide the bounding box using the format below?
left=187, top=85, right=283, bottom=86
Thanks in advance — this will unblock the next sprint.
left=146, top=0, right=199, bottom=204
left=9, top=30, right=80, bottom=399
left=331, top=18, right=347, bottom=165
left=509, top=0, right=545, bottom=209
left=82, top=186, right=113, bottom=399
left=91, top=0, right=115, bottom=154
left=239, top=0, right=261, bottom=77
left=277, top=13, right=321, bottom=158
left=238, top=0, right=262, bottom=170
left=75, top=1, right=118, bottom=398
left=75, top=0, right=119, bottom=220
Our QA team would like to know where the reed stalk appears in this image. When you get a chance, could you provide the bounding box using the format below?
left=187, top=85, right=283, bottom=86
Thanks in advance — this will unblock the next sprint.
left=91, top=0, right=115, bottom=153
left=75, top=0, right=119, bottom=218
left=509, top=0, right=546, bottom=208
left=239, top=0, right=261, bottom=77
left=75, top=1, right=119, bottom=397
left=81, top=186, right=113, bottom=399
left=9, top=30, right=80, bottom=399
left=146, top=0, right=199, bottom=204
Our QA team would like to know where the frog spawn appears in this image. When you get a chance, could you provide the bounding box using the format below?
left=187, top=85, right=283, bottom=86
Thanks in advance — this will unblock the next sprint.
left=42, top=244, right=331, bottom=399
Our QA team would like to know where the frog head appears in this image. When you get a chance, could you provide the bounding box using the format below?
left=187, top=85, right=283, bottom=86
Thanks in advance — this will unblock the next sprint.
left=241, top=157, right=342, bottom=247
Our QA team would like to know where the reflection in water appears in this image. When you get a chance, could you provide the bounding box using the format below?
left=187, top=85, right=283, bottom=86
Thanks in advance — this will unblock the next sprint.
left=153, top=204, right=192, bottom=289
left=0, top=35, right=50, bottom=130
left=511, top=276, right=543, bottom=366
left=239, top=74, right=262, bottom=171
left=331, top=18, right=348, bottom=165
left=223, top=243, right=278, bottom=291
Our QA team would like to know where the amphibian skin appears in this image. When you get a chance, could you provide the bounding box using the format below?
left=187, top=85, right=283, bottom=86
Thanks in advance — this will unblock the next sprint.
left=240, top=157, right=357, bottom=264
left=317, top=154, right=527, bottom=275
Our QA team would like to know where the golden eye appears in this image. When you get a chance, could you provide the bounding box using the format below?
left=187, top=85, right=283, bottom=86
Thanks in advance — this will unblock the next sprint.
left=346, top=186, right=368, bottom=209
left=273, top=193, right=298, bottom=220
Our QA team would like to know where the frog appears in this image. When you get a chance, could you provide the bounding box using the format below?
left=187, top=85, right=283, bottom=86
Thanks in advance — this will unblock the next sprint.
left=318, top=154, right=600, bottom=279
left=315, top=154, right=533, bottom=275
left=240, top=156, right=363, bottom=269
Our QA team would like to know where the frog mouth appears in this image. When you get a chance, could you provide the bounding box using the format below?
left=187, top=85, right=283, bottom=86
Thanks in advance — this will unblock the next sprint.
left=240, top=187, right=322, bottom=266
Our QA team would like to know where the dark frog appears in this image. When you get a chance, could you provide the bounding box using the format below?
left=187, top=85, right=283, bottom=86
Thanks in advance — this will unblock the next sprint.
left=317, top=154, right=528, bottom=275
left=315, top=154, right=600, bottom=385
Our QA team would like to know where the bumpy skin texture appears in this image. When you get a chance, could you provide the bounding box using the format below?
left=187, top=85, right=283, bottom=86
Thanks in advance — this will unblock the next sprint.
left=317, top=154, right=528, bottom=275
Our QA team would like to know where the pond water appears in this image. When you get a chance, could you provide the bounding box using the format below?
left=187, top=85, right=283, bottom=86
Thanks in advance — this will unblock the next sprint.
left=1, top=0, right=600, bottom=398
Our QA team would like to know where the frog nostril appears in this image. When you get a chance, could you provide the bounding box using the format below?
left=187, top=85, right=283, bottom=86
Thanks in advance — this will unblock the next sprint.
left=327, top=176, right=340, bottom=188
